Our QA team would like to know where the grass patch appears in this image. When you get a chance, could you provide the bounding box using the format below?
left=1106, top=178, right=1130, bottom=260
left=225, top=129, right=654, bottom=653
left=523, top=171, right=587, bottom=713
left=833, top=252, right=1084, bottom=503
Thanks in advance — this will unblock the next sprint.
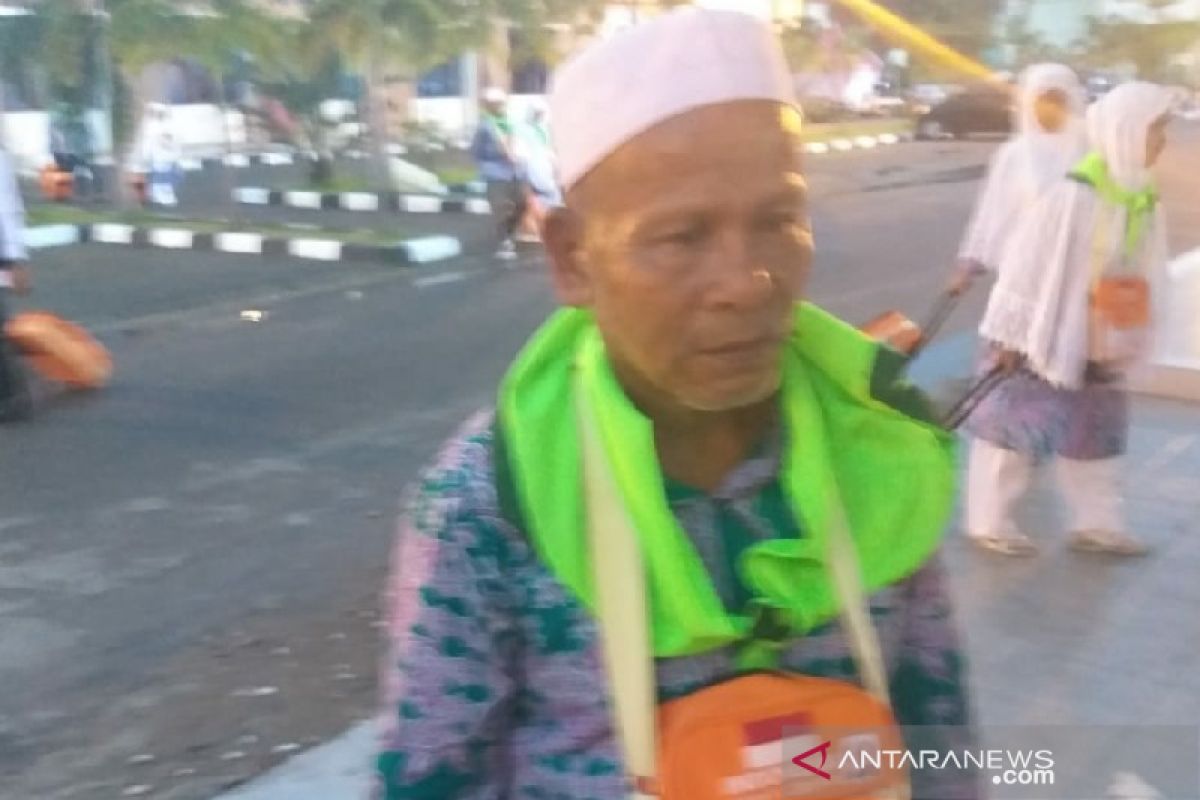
left=272, top=166, right=480, bottom=194
left=432, top=166, right=479, bottom=187
left=801, top=118, right=913, bottom=143
left=307, top=175, right=376, bottom=194
left=27, top=205, right=422, bottom=247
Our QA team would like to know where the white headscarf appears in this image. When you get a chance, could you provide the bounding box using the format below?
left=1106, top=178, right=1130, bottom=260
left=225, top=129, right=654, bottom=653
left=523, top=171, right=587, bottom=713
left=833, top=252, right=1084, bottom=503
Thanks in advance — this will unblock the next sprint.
left=979, top=82, right=1175, bottom=389
left=1086, top=81, right=1175, bottom=190
left=958, top=64, right=1087, bottom=271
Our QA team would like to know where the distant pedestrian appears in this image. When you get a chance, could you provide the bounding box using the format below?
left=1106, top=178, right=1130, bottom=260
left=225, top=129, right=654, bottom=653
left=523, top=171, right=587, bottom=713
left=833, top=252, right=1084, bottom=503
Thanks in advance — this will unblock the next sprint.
left=49, top=103, right=97, bottom=200
left=968, top=82, right=1176, bottom=557
left=138, top=104, right=183, bottom=207
left=951, top=65, right=1090, bottom=556
left=0, top=144, right=33, bottom=423
left=949, top=64, right=1087, bottom=294
left=470, top=88, right=526, bottom=262
left=146, top=130, right=182, bottom=207
left=512, top=103, right=560, bottom=243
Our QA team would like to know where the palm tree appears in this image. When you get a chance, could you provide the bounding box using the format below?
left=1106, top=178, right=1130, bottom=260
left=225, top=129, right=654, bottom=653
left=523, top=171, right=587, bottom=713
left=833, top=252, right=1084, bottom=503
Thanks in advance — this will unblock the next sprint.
left=306, top=0, right=608, bottom=165
left=305, top=0, right=455, bottom=168
left=25, top=0, right=288, bottom=202
left=153, top=0, right=291, bottom=211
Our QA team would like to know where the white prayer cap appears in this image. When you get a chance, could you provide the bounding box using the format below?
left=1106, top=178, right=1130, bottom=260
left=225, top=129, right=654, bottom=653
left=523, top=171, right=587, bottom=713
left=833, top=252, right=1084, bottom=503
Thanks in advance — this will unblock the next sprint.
left=548, top=7, right=797, bottom=190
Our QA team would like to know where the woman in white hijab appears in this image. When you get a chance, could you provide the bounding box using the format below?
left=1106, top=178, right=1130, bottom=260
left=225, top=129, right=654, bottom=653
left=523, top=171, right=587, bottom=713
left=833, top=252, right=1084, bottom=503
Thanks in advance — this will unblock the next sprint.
left=950, top=63, right=1087, bottom=291
left=965, top=81, right=1175, bottom=557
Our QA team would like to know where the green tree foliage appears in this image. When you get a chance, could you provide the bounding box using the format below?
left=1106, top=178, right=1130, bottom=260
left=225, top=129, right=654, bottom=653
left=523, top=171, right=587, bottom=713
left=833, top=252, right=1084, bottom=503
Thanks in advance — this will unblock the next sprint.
left=1081, top=14, right=1200, bottom=82
left=871, top=0, right=1006, bottom=59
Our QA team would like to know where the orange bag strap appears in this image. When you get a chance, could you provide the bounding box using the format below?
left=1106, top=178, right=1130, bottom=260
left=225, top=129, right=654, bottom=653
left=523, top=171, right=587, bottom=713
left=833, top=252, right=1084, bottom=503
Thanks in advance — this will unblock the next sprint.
left=577, top=385, right=893, bottom=798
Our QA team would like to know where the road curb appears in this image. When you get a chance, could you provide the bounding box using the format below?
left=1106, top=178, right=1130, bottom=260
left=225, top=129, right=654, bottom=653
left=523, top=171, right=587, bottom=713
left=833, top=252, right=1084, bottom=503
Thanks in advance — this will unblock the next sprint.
left=177, top=151, right=310, bottom=172
left=230, top=133, right=913, bottom=211
left=23, top=223, right=462, bottom=266
left=803, top=131, right=913, bottom=156
left=232, top=187, right=492, bottom=215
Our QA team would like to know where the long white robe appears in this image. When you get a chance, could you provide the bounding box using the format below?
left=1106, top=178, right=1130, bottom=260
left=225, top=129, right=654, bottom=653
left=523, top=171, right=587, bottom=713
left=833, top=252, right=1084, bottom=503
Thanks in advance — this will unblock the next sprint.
left=958, top=64, right=1087, bottom=273
left=979, top=82, right=1177, bottom=389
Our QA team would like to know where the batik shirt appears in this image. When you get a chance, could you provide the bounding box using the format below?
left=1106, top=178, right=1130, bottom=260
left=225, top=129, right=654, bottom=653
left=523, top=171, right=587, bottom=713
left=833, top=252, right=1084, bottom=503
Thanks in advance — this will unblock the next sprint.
left=375, top=412, right=978, bottom=799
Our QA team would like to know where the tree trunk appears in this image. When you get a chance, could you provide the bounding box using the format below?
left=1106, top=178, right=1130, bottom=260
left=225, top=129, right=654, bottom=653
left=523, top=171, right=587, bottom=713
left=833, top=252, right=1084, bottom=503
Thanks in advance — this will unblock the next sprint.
left=215, top=74, right=240, bottom=224
left=364, top=51, right=391, bottom=189
left=114, top=74, right=147, bottom=210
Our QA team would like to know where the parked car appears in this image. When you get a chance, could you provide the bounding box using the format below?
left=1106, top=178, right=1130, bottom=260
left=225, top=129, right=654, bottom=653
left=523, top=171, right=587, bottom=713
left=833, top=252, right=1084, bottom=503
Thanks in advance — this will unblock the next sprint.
left=915, top=85, right=1012, bottom=140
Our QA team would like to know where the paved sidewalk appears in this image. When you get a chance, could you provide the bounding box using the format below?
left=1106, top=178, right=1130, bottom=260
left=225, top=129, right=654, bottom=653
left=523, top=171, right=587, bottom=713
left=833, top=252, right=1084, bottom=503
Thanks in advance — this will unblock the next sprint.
left=214, top=722, right=374, bottom=799
left=216, top=330, right=1200, bottom=799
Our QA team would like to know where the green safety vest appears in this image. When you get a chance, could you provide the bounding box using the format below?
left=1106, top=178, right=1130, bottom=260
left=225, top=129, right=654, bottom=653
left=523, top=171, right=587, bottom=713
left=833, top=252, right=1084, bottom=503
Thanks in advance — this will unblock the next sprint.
left=495, top=303, right=955, bottom=664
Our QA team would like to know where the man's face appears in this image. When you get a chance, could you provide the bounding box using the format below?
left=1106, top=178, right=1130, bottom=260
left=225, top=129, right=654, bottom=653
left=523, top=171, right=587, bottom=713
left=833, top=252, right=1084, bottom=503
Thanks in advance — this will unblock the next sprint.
left=545, top=101, right=813, bottom=413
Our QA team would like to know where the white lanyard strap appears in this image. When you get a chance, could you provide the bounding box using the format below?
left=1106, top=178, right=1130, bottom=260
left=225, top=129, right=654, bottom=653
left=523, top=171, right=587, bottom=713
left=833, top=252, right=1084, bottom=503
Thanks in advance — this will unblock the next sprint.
left=578, top=386, right=895, bottom=795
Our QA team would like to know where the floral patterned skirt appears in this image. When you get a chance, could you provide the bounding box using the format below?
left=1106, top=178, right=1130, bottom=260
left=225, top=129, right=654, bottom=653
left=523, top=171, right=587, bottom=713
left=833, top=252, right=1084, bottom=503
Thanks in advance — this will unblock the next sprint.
left=965, top=354, right=1129, bottom=461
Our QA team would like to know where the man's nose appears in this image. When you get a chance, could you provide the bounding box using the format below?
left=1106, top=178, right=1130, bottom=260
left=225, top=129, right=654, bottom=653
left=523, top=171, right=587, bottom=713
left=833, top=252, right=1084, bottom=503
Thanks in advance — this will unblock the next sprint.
left=709, top=229, right=776, bottom=309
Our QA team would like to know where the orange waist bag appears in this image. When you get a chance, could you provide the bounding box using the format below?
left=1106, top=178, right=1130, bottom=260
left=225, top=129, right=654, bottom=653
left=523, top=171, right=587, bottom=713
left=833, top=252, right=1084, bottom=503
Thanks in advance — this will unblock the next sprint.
left=5, top=311, right=113, bottom=389
left=1092, top=276, right=1150, bottom=329
left=647, top=672, right=907, bottom=800
left=1089, top=276, right=1151, bottom=366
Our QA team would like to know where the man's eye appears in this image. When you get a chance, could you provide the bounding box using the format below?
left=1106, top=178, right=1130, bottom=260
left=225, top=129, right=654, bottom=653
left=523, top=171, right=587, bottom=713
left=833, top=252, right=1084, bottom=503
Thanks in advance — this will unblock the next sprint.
left=759, top=213, right=803, bottom=232
left=658, top=226, right=707, bottom=246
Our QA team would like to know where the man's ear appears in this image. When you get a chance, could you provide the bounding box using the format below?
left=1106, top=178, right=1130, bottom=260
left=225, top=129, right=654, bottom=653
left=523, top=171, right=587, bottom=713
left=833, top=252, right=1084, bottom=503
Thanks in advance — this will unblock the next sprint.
left=542, top=205, right=593, bottom=307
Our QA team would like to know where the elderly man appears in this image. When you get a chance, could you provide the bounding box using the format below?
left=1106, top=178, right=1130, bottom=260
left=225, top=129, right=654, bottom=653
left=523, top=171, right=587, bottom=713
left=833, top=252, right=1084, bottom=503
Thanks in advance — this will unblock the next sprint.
left=376, top=9, right=975, bottom=799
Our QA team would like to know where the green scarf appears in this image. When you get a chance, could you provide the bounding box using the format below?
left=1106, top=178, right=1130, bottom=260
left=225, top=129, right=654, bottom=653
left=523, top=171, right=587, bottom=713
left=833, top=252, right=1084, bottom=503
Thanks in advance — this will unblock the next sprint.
left=1069, top=152, right=1158, bottom=262
left=495, top=304, right=955, bottom=662
left=485, top=112, right=512, bottom=138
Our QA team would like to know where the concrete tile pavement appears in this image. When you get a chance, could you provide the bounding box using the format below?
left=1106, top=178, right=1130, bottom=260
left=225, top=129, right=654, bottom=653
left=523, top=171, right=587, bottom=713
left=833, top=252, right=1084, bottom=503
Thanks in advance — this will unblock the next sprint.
left=214, top=331, right=1200, bottom=799
left=213, top=722, right=375, bottom=800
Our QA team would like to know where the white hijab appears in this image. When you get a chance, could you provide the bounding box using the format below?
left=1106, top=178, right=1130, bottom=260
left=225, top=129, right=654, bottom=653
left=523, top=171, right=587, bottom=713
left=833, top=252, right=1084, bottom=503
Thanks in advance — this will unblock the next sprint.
left=0, top=147, right=27, bottom=264
left=979, top=82, right=1176, bottom=388
left=958, top=64, right=1087, bottom=271
left=1087, top=81, right=1174, bottom=190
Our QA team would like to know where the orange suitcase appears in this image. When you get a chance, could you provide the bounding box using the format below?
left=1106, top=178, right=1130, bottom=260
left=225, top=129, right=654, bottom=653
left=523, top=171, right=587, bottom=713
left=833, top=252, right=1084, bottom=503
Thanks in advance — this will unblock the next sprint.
left=860, top=310, right=923, bottom=355
left=4, top=311, right=112, bottom=390
left=860, top=291, right=959, bottom=359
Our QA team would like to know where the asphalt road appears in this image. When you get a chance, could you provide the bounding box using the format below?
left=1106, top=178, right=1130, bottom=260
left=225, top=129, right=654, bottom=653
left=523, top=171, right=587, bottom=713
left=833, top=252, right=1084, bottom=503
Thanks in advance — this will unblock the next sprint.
left=1, top=127, right=1196, bottom=799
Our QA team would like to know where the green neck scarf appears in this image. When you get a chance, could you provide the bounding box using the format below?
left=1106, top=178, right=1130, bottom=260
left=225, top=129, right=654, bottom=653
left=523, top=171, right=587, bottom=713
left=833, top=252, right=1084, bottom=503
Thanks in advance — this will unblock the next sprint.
left=496, top=304, right=955, bottom=662
left=1069, top=152, right=1158, bottom=262
left=485, top=113, right=512, bottom=138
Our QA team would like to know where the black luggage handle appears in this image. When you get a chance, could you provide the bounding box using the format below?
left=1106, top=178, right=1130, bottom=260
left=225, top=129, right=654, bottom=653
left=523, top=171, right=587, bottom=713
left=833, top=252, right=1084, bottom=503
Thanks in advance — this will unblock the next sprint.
left=942, top=364, right=1007, bottom=431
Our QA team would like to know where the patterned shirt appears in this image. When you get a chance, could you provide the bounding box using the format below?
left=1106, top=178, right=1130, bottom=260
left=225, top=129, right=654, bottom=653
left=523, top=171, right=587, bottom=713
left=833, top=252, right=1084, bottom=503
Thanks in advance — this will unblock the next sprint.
left=375, top=412, right=978, bottom=799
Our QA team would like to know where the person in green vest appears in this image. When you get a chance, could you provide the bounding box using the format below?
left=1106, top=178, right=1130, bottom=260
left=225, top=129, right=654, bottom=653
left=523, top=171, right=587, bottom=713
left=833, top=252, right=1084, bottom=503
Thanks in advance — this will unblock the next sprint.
left=972, top=81, right=1176, bottom=557
left=375, top=8, right=976, bottom=799
left=471, top=87, right=527, bottom=262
